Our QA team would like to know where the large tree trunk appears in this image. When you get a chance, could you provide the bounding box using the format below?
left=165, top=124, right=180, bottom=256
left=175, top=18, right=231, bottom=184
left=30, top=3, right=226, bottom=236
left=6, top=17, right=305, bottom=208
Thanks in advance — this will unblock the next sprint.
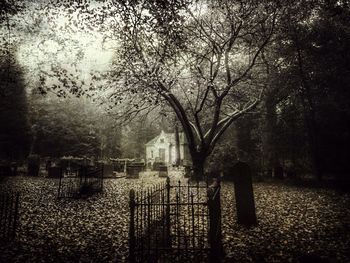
left=263, top=96, right=278, bottom=177
left=174, top=124, right=180, bottom=166
left=191, top=153, right=206, bottom=181
left=29, top=132, right=36, bottom=156
left=300, top=98, right=323, bottom=181
left=294, top=34, right=323, bottom=181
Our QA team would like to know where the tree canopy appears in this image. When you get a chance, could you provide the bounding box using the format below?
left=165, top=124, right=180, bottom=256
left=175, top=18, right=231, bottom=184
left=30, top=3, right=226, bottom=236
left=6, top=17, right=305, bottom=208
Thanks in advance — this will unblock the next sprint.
left=1, top=0, right=349, bottom=182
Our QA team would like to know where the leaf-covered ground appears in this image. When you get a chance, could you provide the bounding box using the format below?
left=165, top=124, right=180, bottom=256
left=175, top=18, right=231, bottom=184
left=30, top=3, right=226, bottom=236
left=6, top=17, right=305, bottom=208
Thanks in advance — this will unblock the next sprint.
left=1, top=176, right=349, bottom=262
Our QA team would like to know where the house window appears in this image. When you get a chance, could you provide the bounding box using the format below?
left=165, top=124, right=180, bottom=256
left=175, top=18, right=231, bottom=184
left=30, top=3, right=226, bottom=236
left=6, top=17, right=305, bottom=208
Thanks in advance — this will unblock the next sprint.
left=160, top=139, right=164, bottom=143
left=151, top=150, right=153, bottom=158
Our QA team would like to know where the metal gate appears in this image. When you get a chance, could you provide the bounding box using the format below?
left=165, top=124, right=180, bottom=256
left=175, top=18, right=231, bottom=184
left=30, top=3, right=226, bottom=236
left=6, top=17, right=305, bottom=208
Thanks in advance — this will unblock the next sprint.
left=129, top=177, right=222, bottom=262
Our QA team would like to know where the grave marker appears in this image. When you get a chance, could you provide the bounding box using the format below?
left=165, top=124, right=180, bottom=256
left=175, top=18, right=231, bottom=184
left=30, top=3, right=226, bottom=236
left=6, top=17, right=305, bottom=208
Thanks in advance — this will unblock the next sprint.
left=232, top=161, right=257, bottom=226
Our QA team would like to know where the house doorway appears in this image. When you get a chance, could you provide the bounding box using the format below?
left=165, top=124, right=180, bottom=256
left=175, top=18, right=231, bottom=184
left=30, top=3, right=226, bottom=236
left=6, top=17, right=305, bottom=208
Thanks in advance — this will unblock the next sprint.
left=159, top=148, right=165, bottom=162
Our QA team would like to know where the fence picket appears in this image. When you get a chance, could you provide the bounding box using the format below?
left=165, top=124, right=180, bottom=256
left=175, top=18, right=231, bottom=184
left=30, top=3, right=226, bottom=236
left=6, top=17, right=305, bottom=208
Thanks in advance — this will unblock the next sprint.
left=0, top=192, right=20, bottom=242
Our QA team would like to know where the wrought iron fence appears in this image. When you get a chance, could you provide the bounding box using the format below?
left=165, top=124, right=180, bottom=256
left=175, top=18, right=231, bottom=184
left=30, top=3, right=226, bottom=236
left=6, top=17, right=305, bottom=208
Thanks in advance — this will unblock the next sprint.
left=57, top=165, right=104, bottom=198
left=129, top=177, right=222, bottom=262
left=0, top=192, right=20, bottom=242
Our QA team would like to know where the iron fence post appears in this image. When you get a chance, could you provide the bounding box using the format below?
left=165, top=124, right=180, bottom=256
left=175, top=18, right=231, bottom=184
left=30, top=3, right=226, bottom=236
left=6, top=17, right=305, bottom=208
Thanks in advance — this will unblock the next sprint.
left=129, top=189, right=136, bottom=263
left=165, top=176, right=171, bottom=247
left=12, top=193, right=19, bottom=239
left=0, top=192, right=20, bottom=242
left=101, top=165, right=104, bottom=192
left=208, top=178, right=223, bottom=262
left=58, top=169, right=63, bottom=199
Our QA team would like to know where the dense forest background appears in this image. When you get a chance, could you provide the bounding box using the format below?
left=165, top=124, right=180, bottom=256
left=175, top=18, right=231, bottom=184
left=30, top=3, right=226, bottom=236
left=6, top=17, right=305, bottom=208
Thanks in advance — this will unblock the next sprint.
left=0, top=0, right=349, bottom=183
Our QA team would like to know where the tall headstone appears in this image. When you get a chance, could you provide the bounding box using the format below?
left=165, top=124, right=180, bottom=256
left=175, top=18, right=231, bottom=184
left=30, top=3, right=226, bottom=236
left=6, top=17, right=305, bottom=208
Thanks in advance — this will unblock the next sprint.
left=274, top=165, right=284, bottom=179
left=232, top=161, right=257, bottom=226
left=102, top=163, right=114, bottom=178
left=158, top=165, right=168, bottom=177
left=27, top=154, right=40, bottom=177
left=48, top=166, right=62, bottom=178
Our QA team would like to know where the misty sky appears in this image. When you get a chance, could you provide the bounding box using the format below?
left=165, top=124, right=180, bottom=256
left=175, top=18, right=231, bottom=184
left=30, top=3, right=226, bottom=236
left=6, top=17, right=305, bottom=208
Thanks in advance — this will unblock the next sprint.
left=2, top=1, right=118, bottom=93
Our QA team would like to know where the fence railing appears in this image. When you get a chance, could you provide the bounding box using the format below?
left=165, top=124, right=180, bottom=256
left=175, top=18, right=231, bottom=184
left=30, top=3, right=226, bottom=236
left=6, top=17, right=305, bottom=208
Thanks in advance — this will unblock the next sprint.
left=58, top=165, right=104, bottom=198
left=129, top=177, right=222, bottom=262
left=0, top=192, right=20, bottom=242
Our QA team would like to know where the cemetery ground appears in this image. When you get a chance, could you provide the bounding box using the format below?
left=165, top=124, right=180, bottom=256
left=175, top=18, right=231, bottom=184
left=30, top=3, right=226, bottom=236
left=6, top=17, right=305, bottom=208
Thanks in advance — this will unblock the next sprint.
left=1, top=174, right=350, bottom=263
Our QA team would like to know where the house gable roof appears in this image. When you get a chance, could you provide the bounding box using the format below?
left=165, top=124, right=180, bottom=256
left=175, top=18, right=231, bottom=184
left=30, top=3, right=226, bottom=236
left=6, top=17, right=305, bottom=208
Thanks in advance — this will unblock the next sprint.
left=145, top=134, right=161, bottom=146
left=145, top=130, right=187, bottom=146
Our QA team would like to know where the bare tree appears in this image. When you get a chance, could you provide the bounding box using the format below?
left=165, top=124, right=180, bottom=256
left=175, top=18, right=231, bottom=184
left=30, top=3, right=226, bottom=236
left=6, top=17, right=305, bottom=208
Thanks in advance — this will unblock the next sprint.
left=101, top=0, right=279, bottom=179
left=18, top=0, right=279, bottom=179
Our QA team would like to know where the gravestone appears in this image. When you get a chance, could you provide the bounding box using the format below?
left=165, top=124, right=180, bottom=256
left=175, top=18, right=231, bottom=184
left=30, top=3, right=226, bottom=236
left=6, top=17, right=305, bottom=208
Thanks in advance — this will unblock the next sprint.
left=0, top=163, right=11, bottom=176
left=27, top=155, right=40, bottom=177
left=222, top=161, right=235, bottom=182
left=274, top=165, right=284, bottom=179
left=48, top=166, right=62, bottom=178
left=232, top=161, right=257, bottom=226
left=10, top=162, right=17, bottom=176
left=158, top=165, right=168, bottom=177
left=152, top=161, right=165, bottom=171
left=45, top=159, right=52, bottom=171
left=0, top=161, right=18, bottom=176
left=112, top=161, right=124, bottom=173
left=102, top=163, right=114, bottom=178
left=126, top=164, right=143, bottom=179
left=183, top=165, right=191, bottom=178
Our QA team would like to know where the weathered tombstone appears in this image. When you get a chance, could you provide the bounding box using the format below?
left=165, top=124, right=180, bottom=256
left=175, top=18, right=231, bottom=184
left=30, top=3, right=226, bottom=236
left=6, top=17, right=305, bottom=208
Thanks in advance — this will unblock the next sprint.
left=102, top=163, right=114, bottom=178
left=152, top=161, right=164, bottom=171
left=126, top=164, right=142, bottom=179
left=274, top=165, right=284, bottom=179
left=232, top=161, right=257, bottom=226
left=27, top=154, right=40, bottom=177
left=59, top=158, right=67, bottom=172
left=184, top=165, right=191, bottom=178
left=222, top=161, right=236, bottom=182
left=10, top=162, right=17, bottom=176
left=0, top=161, right=12, bottom=176
left=45, top=159, right=52, bottom=171
left=286, top=165, right=296, bottom=179
left=207, top=166, right=221, bottom=181
left=112, top=161, right=122, bottom=173
left=158, top=165, right=168, bottom=177
left=48, top=166, right=62, bottom=178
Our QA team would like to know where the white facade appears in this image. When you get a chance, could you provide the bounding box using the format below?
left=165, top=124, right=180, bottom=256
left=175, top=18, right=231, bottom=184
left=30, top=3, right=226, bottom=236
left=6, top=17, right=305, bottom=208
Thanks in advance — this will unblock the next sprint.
left=145, top=130, right=189, bottom=166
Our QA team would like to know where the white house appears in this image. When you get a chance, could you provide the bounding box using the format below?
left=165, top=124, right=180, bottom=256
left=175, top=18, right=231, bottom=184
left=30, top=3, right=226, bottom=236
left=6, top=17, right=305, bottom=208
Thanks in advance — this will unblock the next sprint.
left=145, top=130, right=190, bottom=167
